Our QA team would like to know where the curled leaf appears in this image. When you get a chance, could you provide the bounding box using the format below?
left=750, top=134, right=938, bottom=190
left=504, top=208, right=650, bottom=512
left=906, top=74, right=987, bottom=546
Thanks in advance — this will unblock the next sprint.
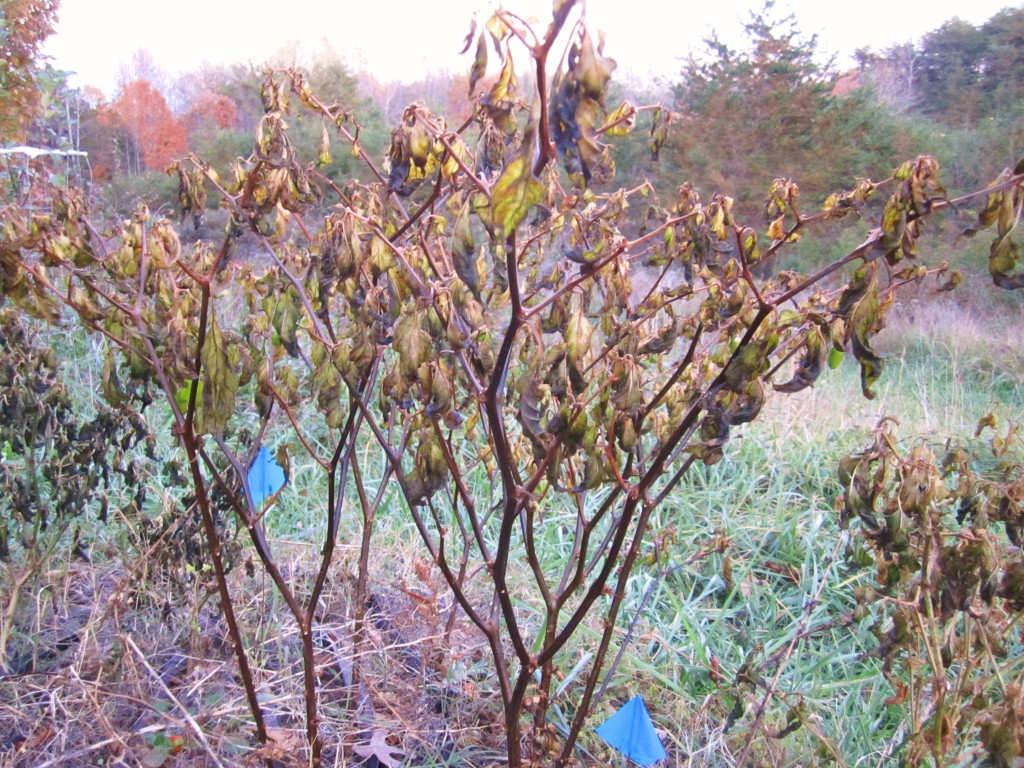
left=600, top=101, right=637, bottom=137
left=469, top=32, right=488, bottom=97
left=395, top=313, right=431, bottom=382
left=200, top=311, right=239, bottom=436
left=774, top=323, right=827, bottom=393
left=451, top=199, right=480, bottom=296
left=848, top=275, right=884, bottom=399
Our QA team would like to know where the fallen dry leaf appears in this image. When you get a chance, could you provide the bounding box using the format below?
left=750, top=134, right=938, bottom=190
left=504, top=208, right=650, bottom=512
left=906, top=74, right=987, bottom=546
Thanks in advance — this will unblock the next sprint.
left=353, top=729, right=406, bottom=768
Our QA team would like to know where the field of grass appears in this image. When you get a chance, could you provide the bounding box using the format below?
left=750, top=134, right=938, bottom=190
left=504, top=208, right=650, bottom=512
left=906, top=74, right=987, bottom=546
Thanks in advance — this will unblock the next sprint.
left=1, top=286, right=1022, bottom=767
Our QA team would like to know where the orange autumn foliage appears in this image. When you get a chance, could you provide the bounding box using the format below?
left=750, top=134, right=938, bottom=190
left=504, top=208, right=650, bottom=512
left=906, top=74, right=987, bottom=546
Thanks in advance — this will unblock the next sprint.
left=182, top=91, right=239, bottom=137
left=0, top=0, right=59, bottom=139
left=111, top=79, right=187, bottom=171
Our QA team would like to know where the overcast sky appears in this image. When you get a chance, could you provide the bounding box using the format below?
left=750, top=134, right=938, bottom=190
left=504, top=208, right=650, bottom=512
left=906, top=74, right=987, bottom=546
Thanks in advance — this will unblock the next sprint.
left=43, top=0, right=1020, bottom=98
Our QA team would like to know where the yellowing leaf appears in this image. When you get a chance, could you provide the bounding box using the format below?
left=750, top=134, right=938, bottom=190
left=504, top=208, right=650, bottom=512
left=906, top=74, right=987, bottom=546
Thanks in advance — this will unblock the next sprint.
left=469, top=32, right=488, bottom=97
left=847, top=270, right=884, bottom=399
left=175, top=379, right=202, bottom=415
left=318, top=123, right=332, bottom=167
left=601, top=101, right=636, bottom=137
left=451, top=200, right=480, bottom=295
left=200, top=311, right=239, bottom=435
left=564, top=300, right=593, bottom=394
left=395, top=313, right=431, bottom=381
left=491, top=153, right=544, bottom=237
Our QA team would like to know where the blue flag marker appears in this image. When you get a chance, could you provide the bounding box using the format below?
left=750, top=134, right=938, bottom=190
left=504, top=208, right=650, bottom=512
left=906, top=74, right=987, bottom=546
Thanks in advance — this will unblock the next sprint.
left=595, top=696, right=667, bottom=766
left=248, top=446, right=287, bottom=508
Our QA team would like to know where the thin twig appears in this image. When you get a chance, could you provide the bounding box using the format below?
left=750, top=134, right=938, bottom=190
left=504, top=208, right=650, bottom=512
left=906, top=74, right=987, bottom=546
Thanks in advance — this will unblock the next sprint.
left=124, top=633, right=230, bottom=768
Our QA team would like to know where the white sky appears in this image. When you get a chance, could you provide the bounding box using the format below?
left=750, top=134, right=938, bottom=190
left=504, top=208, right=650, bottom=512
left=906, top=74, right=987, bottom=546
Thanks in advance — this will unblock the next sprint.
left=43, top=0, right=1020, bottom=98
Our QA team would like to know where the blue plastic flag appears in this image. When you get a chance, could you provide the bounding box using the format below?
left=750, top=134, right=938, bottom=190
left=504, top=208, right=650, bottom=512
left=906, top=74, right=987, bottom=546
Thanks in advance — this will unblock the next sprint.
left=248, top=446, right=287, bottom=508
left=595, top=695, right=667, bottom=766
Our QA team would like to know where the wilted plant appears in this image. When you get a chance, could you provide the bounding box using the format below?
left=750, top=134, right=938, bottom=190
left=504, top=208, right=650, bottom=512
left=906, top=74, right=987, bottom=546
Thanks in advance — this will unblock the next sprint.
left=0, top=309, right=155, bottom=674
left=838, top=415, right=1024, bottom=767
left=2, top=1, right=1024, bottom=766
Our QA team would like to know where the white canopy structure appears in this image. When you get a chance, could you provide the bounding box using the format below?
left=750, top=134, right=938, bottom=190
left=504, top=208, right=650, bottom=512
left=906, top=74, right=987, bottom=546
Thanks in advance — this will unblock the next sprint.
left=0, top=145, right=89, bottom=159
left=1, top=145, right=91, bottom=210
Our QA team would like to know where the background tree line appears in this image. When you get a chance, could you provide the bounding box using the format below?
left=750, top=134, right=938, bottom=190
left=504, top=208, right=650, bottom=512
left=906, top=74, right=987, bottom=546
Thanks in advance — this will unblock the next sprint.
left=5, top=1, right=1024, bottom=239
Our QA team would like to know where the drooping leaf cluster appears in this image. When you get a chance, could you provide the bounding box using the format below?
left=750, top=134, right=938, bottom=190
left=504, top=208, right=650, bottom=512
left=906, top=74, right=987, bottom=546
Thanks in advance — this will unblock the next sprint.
left=0, top=310, right=154, bottom=564
left=964, top=157, right=1024, bottom=290
left=838, top=417, right=1024, bottom=766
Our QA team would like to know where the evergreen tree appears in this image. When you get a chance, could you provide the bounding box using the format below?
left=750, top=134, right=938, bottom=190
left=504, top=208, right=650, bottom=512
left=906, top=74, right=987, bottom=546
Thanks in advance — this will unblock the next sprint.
left=670, top=0, right=893, bottom=221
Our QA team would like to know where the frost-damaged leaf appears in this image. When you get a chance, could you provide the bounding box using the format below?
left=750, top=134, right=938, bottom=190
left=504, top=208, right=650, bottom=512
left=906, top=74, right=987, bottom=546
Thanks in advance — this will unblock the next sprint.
left=490, top=54, right=517, bottom=106
left=963, top=183, right=1006, bottom=239
left=484, top=53, right=519, bottom=135
left=451, top=199, right=480, bottom=296
left=638, top=312, right=681, bottom=355
left=564, top=299, right=593, bottom=394
left=649, top=107, right=669, bottom=161
left=550, top=28, right=617, bottom=185
left=353, top=729, right=406, bottom=768
left=402, top=431, right=449, bottom=506
left=102, top=349, right=129, bottom=408
left=485, top=12, right=510, bottom=57
left=846, top=266, right=885, bottom=399
left=469, top=31, right=487, bottom=97
left=834, top=263, right=872, bottom=319
left=962, top=163, right=1024, bottom=289
left=611, top=355, right=644, bottom=413
left=722, top=337, right=774, bottom=391
left=386, top=105, right=441, bottom=196
left=576, top=28, right=614, bottom=102
left=318, top=122, right=331, bottom=167
left=518, top=372, right=549, bottom=445
left=837, top=452, right=878, bottom=532
left=774, top=322, right=827, bottom=393
left=491, top=152, right=544, bottom=238
left=551, top=0, right=575, bottom=33
left=422, top=361, right=454, bottom=420
left=601, top=101, right=636, bottom=137
left=713, top=378, right=765, bottom=426
left=395, top=312, right=431, bottom=382
left=315, top=355, right=344, bottom=428
left=200, top=311, right=239, bottom=435
left=458, top=17, right=477, bottom=55
left=267, top=289, right=301, bottom=357
left=991, top=232, right=1024, bottom=289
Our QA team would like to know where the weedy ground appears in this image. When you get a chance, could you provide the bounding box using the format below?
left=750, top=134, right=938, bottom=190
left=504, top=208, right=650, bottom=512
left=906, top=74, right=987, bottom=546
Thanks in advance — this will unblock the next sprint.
left=1, top=278, right=1022, bottom=767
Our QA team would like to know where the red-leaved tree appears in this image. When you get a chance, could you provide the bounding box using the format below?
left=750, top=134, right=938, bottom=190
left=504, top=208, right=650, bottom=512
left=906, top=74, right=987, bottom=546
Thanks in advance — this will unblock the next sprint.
left=110, top=78, right=187, bottom=172
left=182, top=90, right=239, bottom=138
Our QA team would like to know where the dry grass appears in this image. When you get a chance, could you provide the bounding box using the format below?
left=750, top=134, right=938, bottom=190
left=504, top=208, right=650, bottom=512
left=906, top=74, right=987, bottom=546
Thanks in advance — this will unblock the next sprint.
left=0, top=539, right=510, bottom=767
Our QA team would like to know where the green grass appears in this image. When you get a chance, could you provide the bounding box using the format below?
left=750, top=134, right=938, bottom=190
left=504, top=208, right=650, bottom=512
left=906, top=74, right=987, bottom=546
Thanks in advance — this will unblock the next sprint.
left=582, top=293, right=1024, bottom=766
left=3, top=291, right=1023, bottom=766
